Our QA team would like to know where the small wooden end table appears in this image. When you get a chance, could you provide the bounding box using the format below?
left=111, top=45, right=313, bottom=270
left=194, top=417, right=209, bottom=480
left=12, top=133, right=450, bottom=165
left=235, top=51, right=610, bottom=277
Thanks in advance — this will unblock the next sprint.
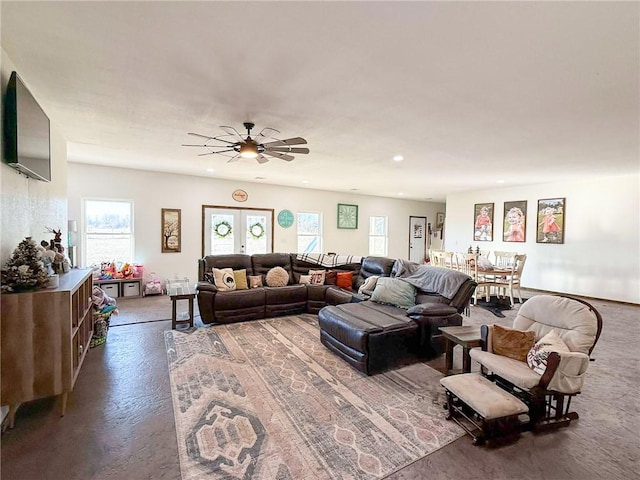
left=439, top=325, right=483, bottom=375
left=168, top=282, right=196, bottom=329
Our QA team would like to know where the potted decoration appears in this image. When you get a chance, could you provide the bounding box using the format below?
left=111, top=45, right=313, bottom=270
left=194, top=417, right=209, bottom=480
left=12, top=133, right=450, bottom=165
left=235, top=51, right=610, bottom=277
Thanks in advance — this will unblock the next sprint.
left=1, top=237, right=50, bottom=292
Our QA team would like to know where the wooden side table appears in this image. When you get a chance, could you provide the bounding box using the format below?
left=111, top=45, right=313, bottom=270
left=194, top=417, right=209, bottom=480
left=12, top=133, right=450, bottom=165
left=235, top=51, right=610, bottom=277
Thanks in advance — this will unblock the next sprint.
left=168, top=282, right=196, bottom=329
left=439, top=325, right=483, bottom=375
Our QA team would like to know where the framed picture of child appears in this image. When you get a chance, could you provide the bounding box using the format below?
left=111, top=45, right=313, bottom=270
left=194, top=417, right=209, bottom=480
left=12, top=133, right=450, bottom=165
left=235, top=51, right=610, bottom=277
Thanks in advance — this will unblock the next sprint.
left=536, top=198, right=565, bottom=244
left=503, top=200, right=527, bottom=242
left=473, top=203, right=494, bottom=241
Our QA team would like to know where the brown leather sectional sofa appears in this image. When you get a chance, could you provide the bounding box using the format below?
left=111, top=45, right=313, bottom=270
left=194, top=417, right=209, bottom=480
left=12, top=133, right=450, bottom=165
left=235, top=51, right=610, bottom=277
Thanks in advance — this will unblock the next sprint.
left=197, top=253, right=477, bottom=375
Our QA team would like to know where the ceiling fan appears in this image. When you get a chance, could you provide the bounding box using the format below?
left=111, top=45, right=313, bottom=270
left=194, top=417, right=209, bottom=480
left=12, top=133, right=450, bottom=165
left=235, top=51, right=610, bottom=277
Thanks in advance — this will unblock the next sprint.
left=183, top=122, right=309, bottom=164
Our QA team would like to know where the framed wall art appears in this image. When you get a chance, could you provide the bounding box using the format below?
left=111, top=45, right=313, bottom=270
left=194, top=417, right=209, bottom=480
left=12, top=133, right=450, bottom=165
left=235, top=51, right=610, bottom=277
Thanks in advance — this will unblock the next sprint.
left=161, top=208, right=181, bottom=253
left=536, top=198, right=565, bottom=244
left=503, top=200, right=527, bottom=242
left=337, top=203, right=358, bottom=229
left=436, top=212, right=445, bottom=230
left=473, top=203, right=494, bottom=241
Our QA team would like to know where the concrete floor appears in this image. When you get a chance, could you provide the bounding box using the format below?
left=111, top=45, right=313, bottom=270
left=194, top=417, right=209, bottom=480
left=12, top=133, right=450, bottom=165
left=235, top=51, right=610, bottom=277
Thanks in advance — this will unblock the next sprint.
left=1, top=297, right=639, bottom=480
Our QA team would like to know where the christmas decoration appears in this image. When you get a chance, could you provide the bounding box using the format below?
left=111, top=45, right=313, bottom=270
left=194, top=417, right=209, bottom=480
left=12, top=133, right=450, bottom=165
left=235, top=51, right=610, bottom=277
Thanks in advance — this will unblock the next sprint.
left=2, top=237, right=50, bottom=292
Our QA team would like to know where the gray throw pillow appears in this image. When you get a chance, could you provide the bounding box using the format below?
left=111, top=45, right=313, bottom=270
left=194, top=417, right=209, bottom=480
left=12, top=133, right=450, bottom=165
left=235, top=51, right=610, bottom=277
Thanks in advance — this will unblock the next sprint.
left=370, top=277, right=416, bottom=309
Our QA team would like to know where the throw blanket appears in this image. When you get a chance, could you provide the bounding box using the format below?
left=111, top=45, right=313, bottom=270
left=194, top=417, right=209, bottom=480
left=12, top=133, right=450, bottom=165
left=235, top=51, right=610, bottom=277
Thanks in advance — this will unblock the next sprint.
left=394, top=259, right=471, bottom=300
left=295, top=253, right=362, bottom=267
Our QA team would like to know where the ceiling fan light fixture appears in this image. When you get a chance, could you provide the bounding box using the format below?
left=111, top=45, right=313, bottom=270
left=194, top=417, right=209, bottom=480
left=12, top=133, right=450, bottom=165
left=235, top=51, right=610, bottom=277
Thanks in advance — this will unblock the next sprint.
left=240, top=143, right=258, bottom=158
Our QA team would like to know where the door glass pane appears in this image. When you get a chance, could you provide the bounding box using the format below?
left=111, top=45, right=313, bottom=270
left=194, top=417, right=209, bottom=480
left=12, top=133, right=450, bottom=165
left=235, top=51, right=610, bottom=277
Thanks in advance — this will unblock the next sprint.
left=210, top=214, right=235, bottom=254
left=245, top=214, right=268, bottom=255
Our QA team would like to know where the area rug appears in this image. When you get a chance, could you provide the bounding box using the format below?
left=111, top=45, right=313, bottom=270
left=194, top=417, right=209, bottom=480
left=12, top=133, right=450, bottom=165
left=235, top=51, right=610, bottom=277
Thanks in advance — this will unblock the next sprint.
left=164, top=314, right=463, bottom=479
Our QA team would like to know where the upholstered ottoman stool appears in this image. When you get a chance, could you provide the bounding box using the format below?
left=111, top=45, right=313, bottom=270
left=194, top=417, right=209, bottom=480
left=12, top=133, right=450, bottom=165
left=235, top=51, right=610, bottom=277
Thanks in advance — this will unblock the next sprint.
left=318, top=302, right=419, bottom=375
left=440, top=373, right=529, bottom=446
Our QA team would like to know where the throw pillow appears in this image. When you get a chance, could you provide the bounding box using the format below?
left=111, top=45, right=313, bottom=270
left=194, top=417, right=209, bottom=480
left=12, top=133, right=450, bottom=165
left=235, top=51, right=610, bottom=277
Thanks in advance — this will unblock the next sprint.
left=324, top=270, right=337, bottom=285
left=527, top=330, right=571, bottom=375
left=369, top=277, right=416, bottom=309
left=248, top=275, right=263, bottom=289
left=492, top=324, right=536, bottom=362
left=309, top=269, right=326, bottom=285
left=299, top=274, right=311, bottom=284
left=358, top=275, right=379, bottom=294
left=336, top=271, right=353, bottom=290
left=266, top=266, right=289, bottom=287
left=213, top=267, right=236, bottom=292
left=233, top=269, right=248, bottom=290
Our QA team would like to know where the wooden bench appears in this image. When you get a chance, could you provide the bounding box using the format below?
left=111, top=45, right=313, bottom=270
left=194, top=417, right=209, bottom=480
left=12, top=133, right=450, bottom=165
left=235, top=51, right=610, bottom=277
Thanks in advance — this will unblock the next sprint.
left=440, top=373, right=529, bottom=446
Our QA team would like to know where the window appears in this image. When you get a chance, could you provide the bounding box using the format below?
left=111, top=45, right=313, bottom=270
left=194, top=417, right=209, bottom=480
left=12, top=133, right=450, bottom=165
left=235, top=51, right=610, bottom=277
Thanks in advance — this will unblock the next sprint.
left=297, top=212, right=322, bottom=253
left=369, top=216, right=388, bottom=255
left=84, top=199, right=134, bottom=267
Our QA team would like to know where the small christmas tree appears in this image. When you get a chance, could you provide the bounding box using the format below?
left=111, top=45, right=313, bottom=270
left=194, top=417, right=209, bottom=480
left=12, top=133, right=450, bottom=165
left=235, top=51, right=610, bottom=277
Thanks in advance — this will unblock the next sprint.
left=2, top=237, right=50, bottom=292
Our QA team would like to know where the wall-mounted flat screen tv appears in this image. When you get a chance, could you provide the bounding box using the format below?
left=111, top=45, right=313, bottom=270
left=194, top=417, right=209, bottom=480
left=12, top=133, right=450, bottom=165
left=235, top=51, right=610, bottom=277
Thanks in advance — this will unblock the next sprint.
left=3, top=71, right=51, bottom=182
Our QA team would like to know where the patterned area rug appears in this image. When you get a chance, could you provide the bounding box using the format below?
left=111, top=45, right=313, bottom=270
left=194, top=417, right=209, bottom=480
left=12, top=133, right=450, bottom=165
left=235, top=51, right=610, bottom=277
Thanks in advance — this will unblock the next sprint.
left=164, top=314, right=463, bottom=479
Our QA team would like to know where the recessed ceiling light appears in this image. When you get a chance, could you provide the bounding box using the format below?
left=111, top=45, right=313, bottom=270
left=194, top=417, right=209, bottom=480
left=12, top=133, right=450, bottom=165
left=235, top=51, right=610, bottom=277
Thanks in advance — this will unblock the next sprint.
left=398, top=192, right=404, bottom=196
left=496, top=180, right=505, bottom=184
left=393, top=155, right=404, bottom=162
left=302, top=180, right=310, bottom=184
left=206, top=168, right=215, bottom=173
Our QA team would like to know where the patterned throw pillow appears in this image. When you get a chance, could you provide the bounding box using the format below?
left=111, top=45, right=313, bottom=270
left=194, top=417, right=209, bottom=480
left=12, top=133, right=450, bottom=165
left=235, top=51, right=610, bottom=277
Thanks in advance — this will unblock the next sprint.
left=336, top=271, right=353, bottom=290
left=358, top=275, right=379, bottom=294
left=248, top=275, right=263, bottom=289
left=266, top=267, right=289, bottom=287
left=213, top=267, right=236, bottom=292
left=527, top=330, right=571, bottom=375
left=233, top=269, right=248, bottom=290
left=299, top=274, right=312, bottom=284
left=309, top=269, right=326, bottom=285
left=369, top=277, right=416, bottom=309
left=492, top=324, right=536, bottom=362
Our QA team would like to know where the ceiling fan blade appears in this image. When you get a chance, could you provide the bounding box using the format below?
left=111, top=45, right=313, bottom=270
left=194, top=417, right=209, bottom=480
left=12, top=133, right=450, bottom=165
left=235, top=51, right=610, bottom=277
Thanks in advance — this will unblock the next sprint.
left=265, top=147, right=310, bottom=154
left=254, top=127, right=280, bottom=142
left=263, top=150, right=295, bottom=161
left=227, top=154, right=241, bottom=163
left=220, top=125, right=244, bottom=140
left=256, top=154, right=270, bottom=164
left=188, top=132, right=216, bottom=140
left=262, top=137, right=307, bottom=147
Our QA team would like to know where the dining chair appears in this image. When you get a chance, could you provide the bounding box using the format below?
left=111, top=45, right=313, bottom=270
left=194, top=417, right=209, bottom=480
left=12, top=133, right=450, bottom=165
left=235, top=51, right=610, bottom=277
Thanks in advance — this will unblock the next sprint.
left=493, top=251, right=516, bottom=268
left=455, top=253, right=491, bottom=304
left=489, top=254, right=527, bottom=306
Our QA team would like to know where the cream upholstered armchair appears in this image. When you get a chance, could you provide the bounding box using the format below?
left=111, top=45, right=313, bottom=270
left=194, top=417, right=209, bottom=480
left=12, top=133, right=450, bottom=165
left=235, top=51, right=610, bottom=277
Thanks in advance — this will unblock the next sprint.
left=469, top=294, right=602, bottom=430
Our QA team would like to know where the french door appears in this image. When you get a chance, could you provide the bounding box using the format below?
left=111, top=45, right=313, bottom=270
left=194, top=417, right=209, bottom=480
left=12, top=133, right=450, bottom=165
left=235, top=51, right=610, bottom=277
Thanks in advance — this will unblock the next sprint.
left=202, top=206, right=274, bottom=256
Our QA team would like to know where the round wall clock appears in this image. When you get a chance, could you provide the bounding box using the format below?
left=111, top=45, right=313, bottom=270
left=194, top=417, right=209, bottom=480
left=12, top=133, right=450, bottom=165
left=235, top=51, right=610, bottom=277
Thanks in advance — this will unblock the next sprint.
left=277, top=210, right=294, bottom=228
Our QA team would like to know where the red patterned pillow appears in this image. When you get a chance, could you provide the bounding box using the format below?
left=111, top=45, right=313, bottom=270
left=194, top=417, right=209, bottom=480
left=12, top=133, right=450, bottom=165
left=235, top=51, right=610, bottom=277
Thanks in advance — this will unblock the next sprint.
left=336, top=271, right=353, bottom=290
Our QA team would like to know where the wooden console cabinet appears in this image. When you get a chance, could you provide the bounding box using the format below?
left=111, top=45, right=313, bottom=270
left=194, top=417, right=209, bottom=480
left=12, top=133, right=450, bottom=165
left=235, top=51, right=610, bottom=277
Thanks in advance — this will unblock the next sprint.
left=1, top=269, right=94, bottom=428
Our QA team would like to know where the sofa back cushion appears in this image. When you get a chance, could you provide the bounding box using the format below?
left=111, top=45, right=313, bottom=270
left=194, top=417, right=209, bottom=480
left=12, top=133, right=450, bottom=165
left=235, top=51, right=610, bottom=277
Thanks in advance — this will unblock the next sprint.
left=199, top=254, right=253, bottom=282
left=252, top=253, right=293, bottom=284
left=358, top=256, right=395, bottom=290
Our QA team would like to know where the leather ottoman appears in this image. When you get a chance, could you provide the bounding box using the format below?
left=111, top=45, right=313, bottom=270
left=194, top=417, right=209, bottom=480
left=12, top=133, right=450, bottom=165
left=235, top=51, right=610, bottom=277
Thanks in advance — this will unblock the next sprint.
left=318, top=302, right=419, bottom=375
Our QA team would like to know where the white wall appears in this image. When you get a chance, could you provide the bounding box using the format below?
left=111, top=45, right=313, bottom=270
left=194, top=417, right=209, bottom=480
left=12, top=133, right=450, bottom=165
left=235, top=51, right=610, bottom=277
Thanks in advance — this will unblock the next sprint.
left=445, top=174, right=640, bottom=303
left=1, top=49, right=68, bottom=265
left=67, top=163, right=445, bottom=282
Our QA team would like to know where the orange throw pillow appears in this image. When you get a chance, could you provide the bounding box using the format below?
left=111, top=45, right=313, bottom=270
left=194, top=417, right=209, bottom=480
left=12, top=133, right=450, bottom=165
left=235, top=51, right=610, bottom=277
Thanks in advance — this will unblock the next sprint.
left=336, top=271, right=353, bottom=290
left=492, top=324, right=536, bottom=362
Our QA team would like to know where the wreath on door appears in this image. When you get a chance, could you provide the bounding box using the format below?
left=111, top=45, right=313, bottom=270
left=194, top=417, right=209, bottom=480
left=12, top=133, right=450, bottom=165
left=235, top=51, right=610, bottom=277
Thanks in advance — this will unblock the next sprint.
left=249, top=222, right=266, bottom=240
left=214, top=220, right=233, bottom=238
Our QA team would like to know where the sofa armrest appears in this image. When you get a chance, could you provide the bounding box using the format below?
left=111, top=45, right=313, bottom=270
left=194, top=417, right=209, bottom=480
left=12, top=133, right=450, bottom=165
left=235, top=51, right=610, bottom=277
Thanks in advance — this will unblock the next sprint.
left=197, top=281, right=218, bottom=293
left=326, top=286, right=355, bottom=306
left=406, top=303, right=458, bottom=319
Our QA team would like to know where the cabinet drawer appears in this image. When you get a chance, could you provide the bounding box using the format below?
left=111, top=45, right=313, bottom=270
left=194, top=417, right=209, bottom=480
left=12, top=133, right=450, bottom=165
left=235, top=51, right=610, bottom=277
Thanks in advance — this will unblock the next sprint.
left=100, top=283, right=119, bottom=298
left=123, top=281, right=140, bottom=297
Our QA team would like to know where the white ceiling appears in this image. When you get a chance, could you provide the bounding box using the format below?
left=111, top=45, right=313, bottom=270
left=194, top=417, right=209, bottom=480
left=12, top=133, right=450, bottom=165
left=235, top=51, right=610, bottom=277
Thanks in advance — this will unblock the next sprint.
left=2, top=1, right=638, bottom=201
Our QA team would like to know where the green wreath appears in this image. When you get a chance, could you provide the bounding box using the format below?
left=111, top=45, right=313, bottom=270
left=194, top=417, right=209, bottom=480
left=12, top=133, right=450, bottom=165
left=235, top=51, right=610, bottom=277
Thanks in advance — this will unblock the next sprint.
left=249, top=222, right=265, bottom=240
left=214, top=220, right=233, bottom=238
